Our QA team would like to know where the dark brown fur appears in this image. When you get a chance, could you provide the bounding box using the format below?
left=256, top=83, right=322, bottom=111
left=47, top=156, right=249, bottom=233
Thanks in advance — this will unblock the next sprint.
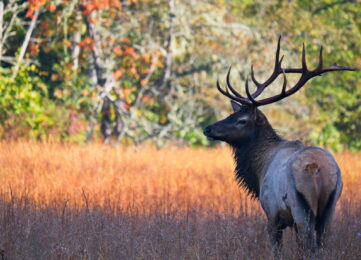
left=233, top=117, right=281, bottom=198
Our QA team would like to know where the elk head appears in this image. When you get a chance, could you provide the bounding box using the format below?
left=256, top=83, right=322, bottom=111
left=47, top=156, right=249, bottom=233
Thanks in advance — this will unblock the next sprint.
left=203, top=36, right=355, bottom=145
left=203, top=102, right=269, bottom=145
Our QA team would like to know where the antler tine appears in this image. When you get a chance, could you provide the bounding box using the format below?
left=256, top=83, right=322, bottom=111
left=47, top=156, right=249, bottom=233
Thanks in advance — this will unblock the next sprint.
left=275, top=35, right=282, bottom=67
left=217, top=76, right=251, bottom=106
left=252, top=41, right=356, bottom=106
left=281, top=69, right=287, bottom=95
left=250, top=36, right=285, bottom=99
left=255, top=69, right=287, bottom=105
left=216, top=77, right=228, bottom=96
left=317, top=46, right=323, bottom=70
left=226, top=66, right=245, bottom=98
left=279, top=55, right=285, bottom=65
left=251, top=65, right=261, bottom=88
left=302, top=43, right=308, bottom=72
left=245, top=76, right=258, bottom=105
left=215, top=37, right=356, bottom=107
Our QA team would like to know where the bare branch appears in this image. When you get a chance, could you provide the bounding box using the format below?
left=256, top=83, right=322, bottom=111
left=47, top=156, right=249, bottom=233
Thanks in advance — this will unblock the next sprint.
left=0, top=56, right=16, bottom=65
left=0, top=2, right=3, bottom=64
left=313, top=0, right=357, bottom=15
left=84, top=10, right=106, bottom=86
left=174, top=61, right=217, bottom=78
left=160, top=0, right=175, bottom=89
left=12, top=9, right=39, bottom=79
left=2, top=2, right=27, bottom=51
left=133, top=54, right=159, bottom=109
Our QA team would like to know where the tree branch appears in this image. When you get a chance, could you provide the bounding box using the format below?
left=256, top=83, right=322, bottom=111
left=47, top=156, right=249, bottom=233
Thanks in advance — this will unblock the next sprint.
left=2, top=1, right=26, bottom=48
left=313, top=0, right=357, bottom=15
left=0, top=2, right=4, bottom=65
left=174, top=61, right=217, bottom=78
left=133, top=54, right=159, bottom=109
left=12, top=9, right=39, bottom=79
left=160, top=0, right=175, bottom=89
left=84, top=11, right=106, bottom=86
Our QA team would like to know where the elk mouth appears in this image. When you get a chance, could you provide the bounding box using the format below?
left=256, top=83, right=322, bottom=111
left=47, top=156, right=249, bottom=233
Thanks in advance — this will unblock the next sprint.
left=206, top=136, right=217, bottom=141
left=203, top=126, right=220, bottom=141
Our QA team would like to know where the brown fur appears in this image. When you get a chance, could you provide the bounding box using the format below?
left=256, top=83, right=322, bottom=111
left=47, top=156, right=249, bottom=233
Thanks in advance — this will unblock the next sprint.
left=292, top=149, right=338, bottom=216
left=204, top=104, right=343, bottom=255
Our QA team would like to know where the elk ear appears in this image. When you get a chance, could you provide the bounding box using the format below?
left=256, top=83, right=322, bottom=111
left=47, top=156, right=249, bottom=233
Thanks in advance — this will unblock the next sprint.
left=230, top=100, right=242, bottom=112
left=254, top=110, right=267, bottom=126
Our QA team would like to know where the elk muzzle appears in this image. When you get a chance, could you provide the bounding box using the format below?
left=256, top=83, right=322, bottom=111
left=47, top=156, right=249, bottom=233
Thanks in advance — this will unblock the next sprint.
left=203, top=125, right=220, bottom=140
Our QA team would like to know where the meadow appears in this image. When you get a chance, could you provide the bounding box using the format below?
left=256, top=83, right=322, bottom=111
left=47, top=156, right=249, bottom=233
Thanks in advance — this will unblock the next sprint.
left=0, top=142, right=360, bottom=259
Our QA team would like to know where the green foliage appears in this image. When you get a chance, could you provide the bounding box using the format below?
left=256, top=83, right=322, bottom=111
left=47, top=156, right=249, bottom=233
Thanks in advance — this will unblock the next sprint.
left=275, top=0, right=361, bottom=151
left=0, top=0, right=359, bottom=149
left=179, top=129, right=209, bottom=146
left=229, top=0, right=360, bottom=151
left=0, top=66, right=51, bottom=139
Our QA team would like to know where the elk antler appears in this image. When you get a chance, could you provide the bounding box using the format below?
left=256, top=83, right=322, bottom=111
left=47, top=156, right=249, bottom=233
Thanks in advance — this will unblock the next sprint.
left=217, top=36, right=356, bottom=106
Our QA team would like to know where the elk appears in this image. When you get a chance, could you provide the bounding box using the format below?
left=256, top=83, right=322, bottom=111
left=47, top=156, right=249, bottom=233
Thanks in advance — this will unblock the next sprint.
left=203, top=36, right=355, bottom=257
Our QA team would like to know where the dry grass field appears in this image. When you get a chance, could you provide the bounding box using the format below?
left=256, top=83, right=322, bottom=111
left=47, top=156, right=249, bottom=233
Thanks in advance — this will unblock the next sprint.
left=0, top=141, right=360, bottom=259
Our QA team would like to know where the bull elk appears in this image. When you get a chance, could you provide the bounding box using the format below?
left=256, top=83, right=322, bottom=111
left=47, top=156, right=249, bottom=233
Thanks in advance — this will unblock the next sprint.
left=203, top=36, right=355, bottom=257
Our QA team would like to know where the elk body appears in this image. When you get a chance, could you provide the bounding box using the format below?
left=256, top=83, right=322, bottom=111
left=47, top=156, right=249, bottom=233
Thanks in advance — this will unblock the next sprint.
left=203, top=37, right=355, bottom=257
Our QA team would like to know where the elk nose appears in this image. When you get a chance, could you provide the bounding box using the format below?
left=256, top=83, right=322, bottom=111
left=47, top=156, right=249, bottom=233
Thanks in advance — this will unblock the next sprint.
left=203, top=126, right=211, bottom=136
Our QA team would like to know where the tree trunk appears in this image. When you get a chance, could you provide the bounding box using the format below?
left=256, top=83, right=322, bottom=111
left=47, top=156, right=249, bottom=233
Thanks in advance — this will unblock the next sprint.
left=84, top=10, right=112, bottom=142
left=100, top=97, right=112, bottom=143
left=161, top=0, right=175, bottom=89
left=72, top=12, right=82, bottom=71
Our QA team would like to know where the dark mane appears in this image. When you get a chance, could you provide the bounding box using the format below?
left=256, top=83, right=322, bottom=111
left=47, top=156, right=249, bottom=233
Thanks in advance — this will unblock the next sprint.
left=232, top=123, right=282, bottom=198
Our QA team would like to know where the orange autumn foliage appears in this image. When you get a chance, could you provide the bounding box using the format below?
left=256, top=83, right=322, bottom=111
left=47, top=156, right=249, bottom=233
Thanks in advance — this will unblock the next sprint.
left=78, top=37, right=94, bottom=49
left=123, top=47, right=135, bottom=57
left=81, top=0, right=122, bottom=15
left=27, top=0, right=47, bottom=18
left=112, top=46, right=123, bottom=55
left=113, top=68, right=125, bottom=80
left=46, top=3, right=56, bottom=12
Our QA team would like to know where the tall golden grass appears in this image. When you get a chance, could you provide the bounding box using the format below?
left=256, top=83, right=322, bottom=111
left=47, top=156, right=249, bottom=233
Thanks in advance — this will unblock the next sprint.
left=0, top=141, right=360, bottom=259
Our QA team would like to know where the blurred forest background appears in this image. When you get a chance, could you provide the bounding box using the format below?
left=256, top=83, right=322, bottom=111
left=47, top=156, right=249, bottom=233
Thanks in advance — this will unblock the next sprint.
left=0, top=0, right=359, bottom=150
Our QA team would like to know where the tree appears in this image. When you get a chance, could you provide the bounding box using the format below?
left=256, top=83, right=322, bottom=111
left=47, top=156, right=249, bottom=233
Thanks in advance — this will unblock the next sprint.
left=0, top=0, right=359, bottom=149
left=228, top=0, right=360, bottom=150
left=27, top=0, right=257, bottom=145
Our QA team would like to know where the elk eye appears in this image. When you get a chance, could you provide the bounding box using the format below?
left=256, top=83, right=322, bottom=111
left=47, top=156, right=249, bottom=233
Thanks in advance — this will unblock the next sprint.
left=237, top=119, right=247, bottom=125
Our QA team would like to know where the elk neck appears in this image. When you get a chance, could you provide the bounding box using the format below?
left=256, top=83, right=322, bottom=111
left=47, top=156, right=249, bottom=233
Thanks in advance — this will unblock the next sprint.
left=232, top=123, right=282, bottom=198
